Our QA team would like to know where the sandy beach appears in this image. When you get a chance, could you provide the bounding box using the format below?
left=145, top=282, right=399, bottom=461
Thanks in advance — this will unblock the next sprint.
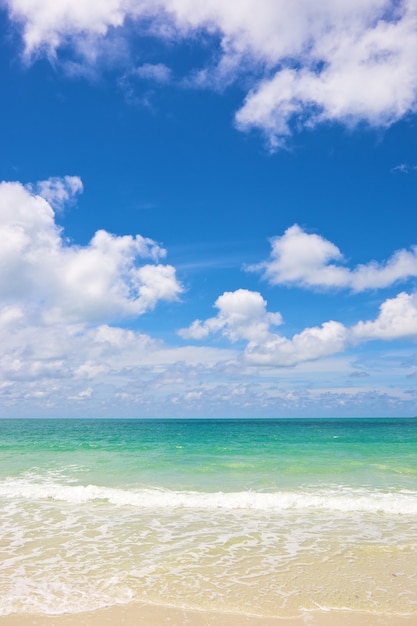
left=0, top=604, right=415, bottom=626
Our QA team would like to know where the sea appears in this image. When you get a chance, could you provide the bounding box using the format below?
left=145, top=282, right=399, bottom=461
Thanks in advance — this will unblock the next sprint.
left=0, top=417, right=416, bottom=618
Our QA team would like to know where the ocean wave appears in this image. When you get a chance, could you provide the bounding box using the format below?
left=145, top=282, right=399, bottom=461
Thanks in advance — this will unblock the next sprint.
left=0, top=477, right=416, bottom=515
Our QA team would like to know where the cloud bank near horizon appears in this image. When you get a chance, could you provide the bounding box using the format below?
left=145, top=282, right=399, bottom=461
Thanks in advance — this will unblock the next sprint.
left=4, top=0, right=417, bottom=147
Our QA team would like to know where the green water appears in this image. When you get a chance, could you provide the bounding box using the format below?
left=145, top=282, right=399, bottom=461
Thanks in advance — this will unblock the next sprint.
left=0, top=418, right=416, bottom=617
left=1, top=417, right=416, bottom=490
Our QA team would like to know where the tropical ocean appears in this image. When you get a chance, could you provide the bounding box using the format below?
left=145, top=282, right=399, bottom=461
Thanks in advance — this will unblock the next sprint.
left=0, top=418, right=416, bottom=619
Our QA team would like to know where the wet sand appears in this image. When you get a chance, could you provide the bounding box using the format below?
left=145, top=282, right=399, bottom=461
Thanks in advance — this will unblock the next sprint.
left=0, top=603, right=414, bottom=626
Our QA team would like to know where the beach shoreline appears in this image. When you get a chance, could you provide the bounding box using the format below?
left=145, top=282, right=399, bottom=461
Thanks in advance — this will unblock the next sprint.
left=2, top=420, right=416, bottom=622
left=0, top=603, right=414, bottom=626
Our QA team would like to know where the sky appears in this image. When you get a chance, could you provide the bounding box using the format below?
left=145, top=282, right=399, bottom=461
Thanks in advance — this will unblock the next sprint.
left=0, top=0, right=417, bottom=418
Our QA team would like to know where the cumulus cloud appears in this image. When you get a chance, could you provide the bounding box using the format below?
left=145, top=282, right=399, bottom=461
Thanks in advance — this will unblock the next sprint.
left=0, top=179, right=250, bottom=414
left=235, top=1, right=417, bottom=147
left=179, top=285, right=417, bottom=367
left=0, top=178, right=183, bottom=322
left=244, top=320, right=348, bottom=367
left=250, top=224, right=417, bottom=291
left=5, top=0, right=417, bottom=147
left=352, top=291, right=417, bottom=340
left=179, top=289, right=283, bottom=343
left=179, top=288, right=348, bottom=366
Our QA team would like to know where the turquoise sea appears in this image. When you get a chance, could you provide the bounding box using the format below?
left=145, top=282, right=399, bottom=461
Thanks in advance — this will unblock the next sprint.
left=0, top=418, right=416, bottom=618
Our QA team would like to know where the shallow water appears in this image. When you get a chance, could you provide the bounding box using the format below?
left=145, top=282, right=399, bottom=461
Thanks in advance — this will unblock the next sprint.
left=1, top=418, right=416, bottom=617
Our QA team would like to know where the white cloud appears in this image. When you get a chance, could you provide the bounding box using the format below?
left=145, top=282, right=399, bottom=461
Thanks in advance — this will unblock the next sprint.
left=235, top=2, right=417, bottom=147
left=250, top=224, right=417, bottom=291
left=0, top=178, right=183, bottom=322
left=5, top=0, right=131, bottom=56
left=0, top=177, right=235, bottom=414
left=134, top=63, right=172, bottom=83
left=179, top=288, right=348, bottom=366
left=245, top=320, right=348, bottom=367
left=5, top=0, right=417, bottom=146
left=179, top=284, right=417, bottom=368
left=33, top=175, right=83, bottom=210
left=352, top=291, right=417, bottom=340
left=0, top=300, right=237, bottom=414
left=0, top=286, right=415, bottom=415
left=179, top=289, right=283, bottom=343
left=391, top=163, right=417, bottom=173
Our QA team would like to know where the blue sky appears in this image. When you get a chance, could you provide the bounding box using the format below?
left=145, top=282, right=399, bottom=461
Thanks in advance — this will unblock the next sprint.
left=0, top=0, right=416, bottom=417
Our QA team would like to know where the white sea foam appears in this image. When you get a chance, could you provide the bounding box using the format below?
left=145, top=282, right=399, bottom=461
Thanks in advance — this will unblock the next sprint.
left=0, top=476, right=416, bottom=515
left=1, top=476, right=417, bottom=618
